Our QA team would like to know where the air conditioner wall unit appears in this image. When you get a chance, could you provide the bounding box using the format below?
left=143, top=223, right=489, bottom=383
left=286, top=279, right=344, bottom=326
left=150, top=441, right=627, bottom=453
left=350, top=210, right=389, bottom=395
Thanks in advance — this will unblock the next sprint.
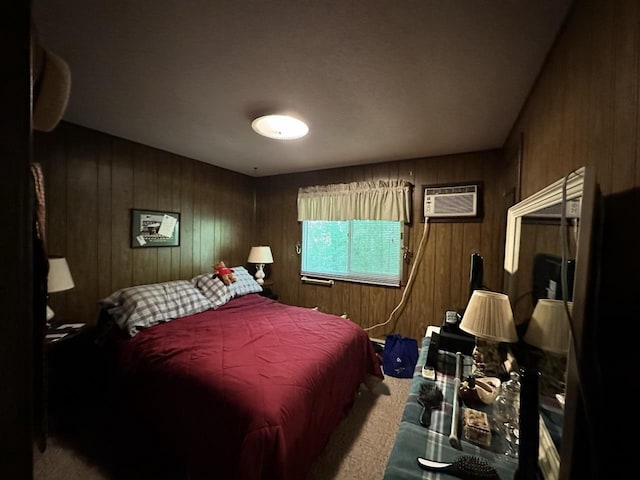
left=423, top=183, right=480, bottom=218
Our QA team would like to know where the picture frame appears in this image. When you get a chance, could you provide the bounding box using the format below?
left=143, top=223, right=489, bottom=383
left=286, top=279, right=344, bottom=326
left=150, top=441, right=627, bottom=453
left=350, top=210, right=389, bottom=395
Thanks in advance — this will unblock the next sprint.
left=131, top=209, right=180, bottom=248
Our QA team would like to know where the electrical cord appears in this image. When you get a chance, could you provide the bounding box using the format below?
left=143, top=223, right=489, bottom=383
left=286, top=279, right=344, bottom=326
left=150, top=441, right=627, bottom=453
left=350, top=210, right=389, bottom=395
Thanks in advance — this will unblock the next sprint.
left=365, top=217, right=431, bottom=332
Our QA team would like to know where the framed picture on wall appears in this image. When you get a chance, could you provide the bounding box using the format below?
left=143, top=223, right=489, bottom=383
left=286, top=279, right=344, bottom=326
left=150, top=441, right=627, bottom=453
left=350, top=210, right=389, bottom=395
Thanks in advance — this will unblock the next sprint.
left=131, top=209, right=180, bottom=248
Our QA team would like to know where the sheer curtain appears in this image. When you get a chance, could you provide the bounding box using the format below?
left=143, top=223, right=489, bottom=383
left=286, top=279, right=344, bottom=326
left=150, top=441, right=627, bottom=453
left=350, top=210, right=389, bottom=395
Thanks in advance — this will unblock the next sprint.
left=297, top=180, right=412, bottom=222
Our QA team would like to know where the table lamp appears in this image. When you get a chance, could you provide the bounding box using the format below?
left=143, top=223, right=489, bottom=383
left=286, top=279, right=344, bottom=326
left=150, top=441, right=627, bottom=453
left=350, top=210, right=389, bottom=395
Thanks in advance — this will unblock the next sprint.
left=247, top=246, right=273, bottom=285
left=459, top=290, right=518, bottom=378
left=46, top=256, right=75, bottom=322
left=524, top=299, right=572, bottom=355
left=524, top=299, right=572, bottom=400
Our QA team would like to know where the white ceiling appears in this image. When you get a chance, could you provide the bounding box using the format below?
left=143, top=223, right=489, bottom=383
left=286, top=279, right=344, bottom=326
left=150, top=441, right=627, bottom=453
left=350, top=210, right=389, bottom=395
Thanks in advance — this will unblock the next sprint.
left=32, top=0, right=572, bottom=177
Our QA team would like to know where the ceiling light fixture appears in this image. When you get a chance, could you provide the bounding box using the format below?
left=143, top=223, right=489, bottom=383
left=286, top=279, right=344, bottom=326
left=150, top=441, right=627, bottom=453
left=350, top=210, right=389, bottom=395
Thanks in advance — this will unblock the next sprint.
left=251, top=114, right=309, bottom=140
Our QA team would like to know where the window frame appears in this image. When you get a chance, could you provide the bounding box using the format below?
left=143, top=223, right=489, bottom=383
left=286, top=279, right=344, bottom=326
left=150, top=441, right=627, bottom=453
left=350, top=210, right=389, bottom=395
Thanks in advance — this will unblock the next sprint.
left=300, top=219, right=407, bottom=287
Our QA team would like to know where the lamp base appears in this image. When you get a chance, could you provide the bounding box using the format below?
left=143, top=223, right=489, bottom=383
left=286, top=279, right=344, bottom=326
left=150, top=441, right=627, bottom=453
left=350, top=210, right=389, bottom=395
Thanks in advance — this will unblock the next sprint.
left=471, top=338, right=508, bottom=378
left=254, top=264, right=265, bottom=285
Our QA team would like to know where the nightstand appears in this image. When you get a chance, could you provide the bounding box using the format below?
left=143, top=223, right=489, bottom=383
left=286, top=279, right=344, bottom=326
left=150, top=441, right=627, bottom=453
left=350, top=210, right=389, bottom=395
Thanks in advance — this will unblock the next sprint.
left=260, top=280, right=278, bottom=300
left=45, top=322, right=97, bottom=433
left=46, top=322, right=89, bottom=346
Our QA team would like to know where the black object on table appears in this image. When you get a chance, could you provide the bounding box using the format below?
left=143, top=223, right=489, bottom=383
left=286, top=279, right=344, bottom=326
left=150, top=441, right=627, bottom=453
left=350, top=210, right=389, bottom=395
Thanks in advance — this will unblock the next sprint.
left=418, top=382, right=443, bottom=427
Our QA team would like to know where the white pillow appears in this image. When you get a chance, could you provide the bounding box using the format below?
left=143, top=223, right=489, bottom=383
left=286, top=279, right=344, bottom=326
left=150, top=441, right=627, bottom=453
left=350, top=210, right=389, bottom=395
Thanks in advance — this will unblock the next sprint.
left=227, top=266, right=263, bottom=297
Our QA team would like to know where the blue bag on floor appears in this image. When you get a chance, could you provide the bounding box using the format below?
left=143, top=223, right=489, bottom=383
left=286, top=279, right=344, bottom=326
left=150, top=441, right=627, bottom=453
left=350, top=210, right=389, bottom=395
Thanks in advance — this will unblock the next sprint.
left=382, top=334, right=418, bottom=378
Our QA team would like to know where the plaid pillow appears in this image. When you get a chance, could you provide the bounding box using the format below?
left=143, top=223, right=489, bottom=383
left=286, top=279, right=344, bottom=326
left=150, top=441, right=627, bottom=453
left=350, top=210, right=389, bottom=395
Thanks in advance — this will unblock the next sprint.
left=99, top=280, right=212, bottom=337
left=228, top=266, right=263, bottom=298
left=191, top=273, right=233, bottom=308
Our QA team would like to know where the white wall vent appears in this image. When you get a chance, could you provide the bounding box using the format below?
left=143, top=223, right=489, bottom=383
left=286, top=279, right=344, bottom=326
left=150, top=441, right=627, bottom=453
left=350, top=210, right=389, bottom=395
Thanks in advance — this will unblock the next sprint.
left=423, top=184, right=479, bottom=218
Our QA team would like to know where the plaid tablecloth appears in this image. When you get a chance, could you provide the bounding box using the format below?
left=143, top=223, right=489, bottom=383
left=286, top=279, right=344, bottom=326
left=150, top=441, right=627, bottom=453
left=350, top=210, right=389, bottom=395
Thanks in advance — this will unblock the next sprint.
left=383, top=336, right=519, bottom=480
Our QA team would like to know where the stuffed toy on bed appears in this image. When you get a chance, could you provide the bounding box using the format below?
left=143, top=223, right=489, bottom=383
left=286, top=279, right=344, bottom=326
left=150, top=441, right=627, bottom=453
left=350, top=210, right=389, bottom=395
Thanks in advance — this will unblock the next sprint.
left=214, top=261, right=237, bottom=285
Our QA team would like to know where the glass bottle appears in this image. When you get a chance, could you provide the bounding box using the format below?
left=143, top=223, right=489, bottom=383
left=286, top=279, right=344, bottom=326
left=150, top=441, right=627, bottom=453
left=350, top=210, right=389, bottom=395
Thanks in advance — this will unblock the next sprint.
left=492, top=370, right=521, bottom=457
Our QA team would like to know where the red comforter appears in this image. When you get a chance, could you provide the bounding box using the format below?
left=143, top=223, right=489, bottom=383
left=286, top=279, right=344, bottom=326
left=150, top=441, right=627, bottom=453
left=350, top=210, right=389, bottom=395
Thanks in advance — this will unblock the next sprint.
left=109, top=294, right=383, bottom=480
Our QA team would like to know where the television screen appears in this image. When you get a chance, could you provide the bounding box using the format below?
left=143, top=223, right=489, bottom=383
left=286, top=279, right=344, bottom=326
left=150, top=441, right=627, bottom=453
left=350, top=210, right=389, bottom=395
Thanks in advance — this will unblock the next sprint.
left=532, top=253, right=575, bottom=306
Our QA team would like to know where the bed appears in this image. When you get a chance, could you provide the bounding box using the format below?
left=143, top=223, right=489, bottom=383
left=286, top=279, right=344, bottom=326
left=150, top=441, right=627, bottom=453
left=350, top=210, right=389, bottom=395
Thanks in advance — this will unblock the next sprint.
left=98, top=267, right=383, bottom=480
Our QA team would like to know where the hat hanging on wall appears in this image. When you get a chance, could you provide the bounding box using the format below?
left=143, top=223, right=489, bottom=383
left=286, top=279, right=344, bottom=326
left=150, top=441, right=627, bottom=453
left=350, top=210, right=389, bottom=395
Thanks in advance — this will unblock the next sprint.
left=32, top=35, right=71, bottom=132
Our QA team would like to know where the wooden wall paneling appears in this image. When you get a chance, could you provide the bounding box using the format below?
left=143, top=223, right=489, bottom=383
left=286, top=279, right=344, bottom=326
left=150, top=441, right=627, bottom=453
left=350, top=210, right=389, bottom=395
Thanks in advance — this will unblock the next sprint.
left=132, top=143, right=159, bottom=286
left=558, top=19, right=581, bottom=173
left=201, top=163, right=216, bottom=274
left=432, top=157, right=455, bottom=328
left=225, top=171, right=245, bottom=266
left=612, top=0, right=639, bottom=194
left=279, top=175, right=298, bottom=305
left=41, top=127, right=67, bottom=260
left=96, top=131, right=113, bottom=300
left=225, top=170, right=238, bottom=265
left=545, top=44, right=566, bottom=178
left=587, top=0, right=615, bottom=193
left=449, top=158, right=468, bottom=308
left=275, top=183, right=299, bottom=304
left=211, top=165, right=225, bottom=267
left=110, top=137, right=134, bottom=294
left=36, top=123, right=258, bottom=326
left=170, top=154, right=183, bottom=279
left=455, top=154, right=483, bottom=305
left=393, top=159, right=417, bottom=338
left=528, top=73, right=554, bottom=193
left=191, top=161, right=204, bottom=276
left=481, top=154, right=504, bottom=294
left=156, top=152, right=175, bottom=283
left=271, top=172, right=285, bottom=303
left=201, top=162, right=216, bottom=271
left=512, top=223, right=535, bottom=325
left=179, top=157, right=194, bottom=280
left=236, top=174, right=253, bottom=268
left=405, top=159, right=428, bottom=336
left=565, top=1, right=594, bottom=170
left=413, top=157, right=437, bottom=331
left=66, top=127, right=99, bottom=323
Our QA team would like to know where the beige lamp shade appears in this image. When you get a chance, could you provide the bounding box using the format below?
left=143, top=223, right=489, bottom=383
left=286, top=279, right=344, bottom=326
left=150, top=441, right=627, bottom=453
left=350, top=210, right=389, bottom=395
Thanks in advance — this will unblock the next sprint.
left=48, top=257, right=75, bottom=293
left=524, top=299, right=572, bottom=354
left=247, top=246, right=273, bottom=264
left=459, top=290, right=518, bottom=343
left=46, top=257, right=74, bottom=322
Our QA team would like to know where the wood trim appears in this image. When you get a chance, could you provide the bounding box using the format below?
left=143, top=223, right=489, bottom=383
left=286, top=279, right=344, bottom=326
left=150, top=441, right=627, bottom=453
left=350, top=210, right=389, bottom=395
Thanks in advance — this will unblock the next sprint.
left=504, top=167, right=585, bottom=274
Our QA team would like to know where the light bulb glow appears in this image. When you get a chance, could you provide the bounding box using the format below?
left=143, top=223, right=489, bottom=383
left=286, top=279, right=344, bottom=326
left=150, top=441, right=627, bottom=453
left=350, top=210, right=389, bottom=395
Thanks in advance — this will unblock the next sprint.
left=251, top=115, right=309, bottom=140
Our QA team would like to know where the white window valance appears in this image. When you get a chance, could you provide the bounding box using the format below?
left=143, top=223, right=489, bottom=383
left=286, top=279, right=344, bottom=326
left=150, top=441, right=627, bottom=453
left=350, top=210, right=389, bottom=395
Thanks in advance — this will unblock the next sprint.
left=297, top=180, right=412, bottom=222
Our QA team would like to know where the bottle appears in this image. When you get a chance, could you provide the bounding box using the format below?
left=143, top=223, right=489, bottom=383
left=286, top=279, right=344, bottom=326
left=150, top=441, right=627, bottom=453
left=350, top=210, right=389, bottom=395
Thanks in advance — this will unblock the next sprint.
left=492, top=370, right=521, bottom=457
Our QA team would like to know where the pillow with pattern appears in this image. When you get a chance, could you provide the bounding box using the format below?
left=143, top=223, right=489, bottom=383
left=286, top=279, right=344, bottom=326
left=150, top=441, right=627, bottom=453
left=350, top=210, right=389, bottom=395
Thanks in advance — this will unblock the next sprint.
left=228, top=266, right=263, bottom=298
left=191, top=273, right=233, bottom=308
left=99, top=280, right=212, bottom=337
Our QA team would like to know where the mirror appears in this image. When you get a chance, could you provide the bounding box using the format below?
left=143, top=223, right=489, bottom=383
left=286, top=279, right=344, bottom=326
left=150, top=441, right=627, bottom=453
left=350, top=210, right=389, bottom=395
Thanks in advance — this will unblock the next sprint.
left=503, top=166, right=597, bottom=480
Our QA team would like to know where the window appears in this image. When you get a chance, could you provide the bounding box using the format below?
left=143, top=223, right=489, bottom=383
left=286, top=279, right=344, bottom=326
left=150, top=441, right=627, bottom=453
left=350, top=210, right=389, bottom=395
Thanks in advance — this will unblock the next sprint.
left=301, top=220, right=403, bottom=287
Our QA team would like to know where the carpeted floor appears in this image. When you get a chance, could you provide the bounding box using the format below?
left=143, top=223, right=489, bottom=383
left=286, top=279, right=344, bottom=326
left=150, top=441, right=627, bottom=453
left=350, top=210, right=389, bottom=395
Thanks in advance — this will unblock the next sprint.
left=33, top=375, right=411, bottom=480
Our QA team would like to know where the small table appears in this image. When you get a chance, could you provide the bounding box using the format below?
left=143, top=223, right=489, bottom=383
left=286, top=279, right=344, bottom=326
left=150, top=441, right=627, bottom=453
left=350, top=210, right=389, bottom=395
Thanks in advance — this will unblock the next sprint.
left=45, top=322, right=95, bottom=433
left=383, top=335, right=519, bottom=480
left=259, top=280, right=278, bottom=300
